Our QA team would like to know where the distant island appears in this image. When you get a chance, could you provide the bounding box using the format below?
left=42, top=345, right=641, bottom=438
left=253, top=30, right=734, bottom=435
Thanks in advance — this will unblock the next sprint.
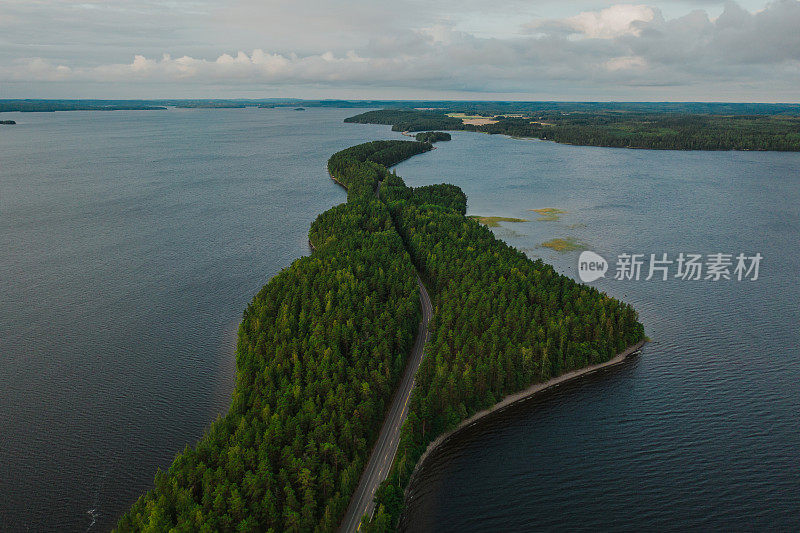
left=0, top=100, right=167, bottom=112
left=414, top=131, right=451, bottom=142
left=116, top=139, right=644, bottom=532
left=0, top=120, right=16, bottom=125
left=174, top=102, right=246, bottom=109
left=4, top=98, right=800, bottom=124
left=345, top=108, right=800, bottom=151
left=294, top=107, right=306, bottom=111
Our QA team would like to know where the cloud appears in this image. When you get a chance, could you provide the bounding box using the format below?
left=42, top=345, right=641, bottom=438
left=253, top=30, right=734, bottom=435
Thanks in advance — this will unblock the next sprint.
left=529, top=4, right=660, bottom=38
left=605, top=55, right=649, bottom=71
left=6, top=49, right=430, bottom=86
left=1, top=1, right=799, bottom=100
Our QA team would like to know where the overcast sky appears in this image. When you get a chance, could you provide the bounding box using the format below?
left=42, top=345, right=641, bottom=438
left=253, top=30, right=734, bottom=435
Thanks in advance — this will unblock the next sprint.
left=1, top=0, right=798, bottom=101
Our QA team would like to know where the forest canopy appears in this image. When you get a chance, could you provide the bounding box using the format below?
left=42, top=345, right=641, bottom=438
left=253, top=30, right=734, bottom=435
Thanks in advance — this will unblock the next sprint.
left=363, top=158, right=644, bottom=531
left=116, top=142, right=430, bottom=532
left=346, top=109, right=800, bottom=151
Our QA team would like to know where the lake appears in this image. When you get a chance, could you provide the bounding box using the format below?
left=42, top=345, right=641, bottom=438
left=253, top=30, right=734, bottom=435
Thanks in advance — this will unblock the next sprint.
left=393, top=132, right=800, bottom=531
left=0, top=108, right=404, bottom=531
left=2, top=111, right=798, bottom=531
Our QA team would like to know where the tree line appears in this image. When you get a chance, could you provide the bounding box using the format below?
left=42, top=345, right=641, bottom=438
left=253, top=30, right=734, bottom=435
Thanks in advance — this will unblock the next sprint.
left=346, top=109, right=800, bottom=151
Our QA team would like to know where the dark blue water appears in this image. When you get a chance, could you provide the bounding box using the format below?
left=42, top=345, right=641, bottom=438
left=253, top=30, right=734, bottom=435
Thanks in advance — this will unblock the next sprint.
left=3, top=113, right=799, bottom=532
left=0, top=108, right=404, bottom=532
left=393, top=133, right=800, bottom=531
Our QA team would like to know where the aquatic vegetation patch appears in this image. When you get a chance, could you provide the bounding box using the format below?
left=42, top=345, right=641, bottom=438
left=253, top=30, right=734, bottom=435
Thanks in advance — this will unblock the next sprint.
left=495, top=227, right=527, bottom=239
left=469, top=215, right=529, bottom=227
left=530, top=207, right=567, bottom=221
left=540, top=237, right=587, bottom=252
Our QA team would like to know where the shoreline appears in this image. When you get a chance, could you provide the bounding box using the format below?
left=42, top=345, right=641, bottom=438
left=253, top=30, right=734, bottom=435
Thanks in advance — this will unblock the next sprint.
left=406, top=339, right=647, bottom=493
left=328, top=168, right=347, bottom=189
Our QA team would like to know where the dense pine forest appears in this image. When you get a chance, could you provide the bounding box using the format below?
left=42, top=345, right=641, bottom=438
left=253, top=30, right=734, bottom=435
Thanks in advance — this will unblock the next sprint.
left=345, top=109, right=800, bottom=151
left=361, top=164, right=644, bottom=531
left=116, top=142, right=431, bottom=531
left=117, top=138, right=643, bottom=532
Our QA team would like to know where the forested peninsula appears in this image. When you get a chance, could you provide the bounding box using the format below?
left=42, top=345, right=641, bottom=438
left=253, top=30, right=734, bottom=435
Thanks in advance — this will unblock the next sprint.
left=117, top=139, right=643, bottom=532
left=345, top=109, right=800, bottom=151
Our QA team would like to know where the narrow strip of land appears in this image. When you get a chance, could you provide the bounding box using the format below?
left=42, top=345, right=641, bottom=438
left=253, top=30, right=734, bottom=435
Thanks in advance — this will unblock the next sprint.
left=339, top=276, right=432, bottom=532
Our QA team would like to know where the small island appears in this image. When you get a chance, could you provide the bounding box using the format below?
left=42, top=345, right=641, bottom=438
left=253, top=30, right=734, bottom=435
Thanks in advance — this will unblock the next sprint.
left=414, top=131, right=451, bottom=142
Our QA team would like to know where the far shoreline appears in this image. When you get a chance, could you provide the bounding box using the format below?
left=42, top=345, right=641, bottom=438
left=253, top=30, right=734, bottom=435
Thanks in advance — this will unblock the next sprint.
left=405, top=339, right=647, bottom=496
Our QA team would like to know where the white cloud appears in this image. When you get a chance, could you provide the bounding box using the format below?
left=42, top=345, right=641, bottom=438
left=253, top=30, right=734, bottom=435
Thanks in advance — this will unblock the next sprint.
left=605, top=55, right=649, bottom=70
left=7, top=49, right=426, bottom=85
left=553, top=4, right=659, bottom=38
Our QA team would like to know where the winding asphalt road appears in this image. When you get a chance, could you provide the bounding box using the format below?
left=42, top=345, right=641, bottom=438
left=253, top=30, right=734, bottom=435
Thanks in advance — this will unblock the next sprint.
left=338, top=276, right=432, bottom=532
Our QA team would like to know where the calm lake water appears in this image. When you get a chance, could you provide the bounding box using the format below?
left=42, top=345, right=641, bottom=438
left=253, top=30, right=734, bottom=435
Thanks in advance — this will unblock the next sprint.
left=393, top=133, right=800, bottom=531
left=2, top=112, right=798, bottom=532
left=0, top=108, right=404, bottom=531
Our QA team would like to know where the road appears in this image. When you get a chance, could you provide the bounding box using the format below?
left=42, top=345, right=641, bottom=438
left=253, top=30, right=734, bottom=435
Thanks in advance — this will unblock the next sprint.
left=338, top=275, right=432, bottom=532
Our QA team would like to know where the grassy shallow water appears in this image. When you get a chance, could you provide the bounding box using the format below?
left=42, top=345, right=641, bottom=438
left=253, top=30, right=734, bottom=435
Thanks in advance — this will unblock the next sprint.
left=468, top=215, right=528, bottom=227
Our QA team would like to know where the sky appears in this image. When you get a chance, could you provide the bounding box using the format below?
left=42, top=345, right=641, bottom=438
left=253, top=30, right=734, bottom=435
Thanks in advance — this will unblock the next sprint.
left=0, top=0, right=798, bottom=101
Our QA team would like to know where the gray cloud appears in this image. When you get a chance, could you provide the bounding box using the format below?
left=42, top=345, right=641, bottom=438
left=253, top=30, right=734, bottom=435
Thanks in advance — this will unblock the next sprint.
left=0, top=0, right=798, bottom=100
